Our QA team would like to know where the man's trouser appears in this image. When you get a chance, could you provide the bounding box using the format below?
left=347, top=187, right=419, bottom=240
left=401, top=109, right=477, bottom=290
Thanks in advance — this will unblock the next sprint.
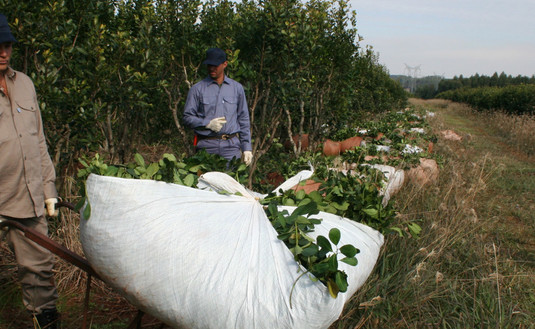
left=196, top=134, right=242, bottom=161
left=1, top=214, right=58, bottom=314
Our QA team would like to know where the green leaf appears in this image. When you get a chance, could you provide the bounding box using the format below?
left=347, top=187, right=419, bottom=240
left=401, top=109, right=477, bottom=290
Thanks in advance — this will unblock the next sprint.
left=328, top=254, right=338, bottom=270
left=341, top=257, right=358, bottom=266
left=295, top=216, right=312, bottom=225
left=277, top=213, right=287, bottom=227
left=335, top=271, right=348, bottom=292
left=329, top=228, right=341, bottom=245
left=301, top=244, right=319, bottom=257
left=184, top=174, right=195, bottom=187
left=313, top=262, right=331, bottom=274
left=162, top=153, right=177, bottom=162
left=74, top=196, right=86, bottom=212
left=307, top=190, right=323, bottom=203
left=277, top=232, right=291, bottom=241
left=316, top=235, right=332, bottom=252
left=340, top=244, right=359, bottom=258
left=408, top=223, right=422, bottom=237
left=134, top=153, right=145, bottom=167
left=332, top=201, right=349, bottom=211
left=290, top=245, right=303, bottom=256
left=389, top=227, right=404, bottom=236
left=363, top=208, right=379, bottom=219
left=283, top=198, right=296, bottom=206
left=82, top=203, right=91, bottom=220
left=78, top=159, right=89, bottom=168
left=295, top=189, right=306, bottom=200
left=145, top=162, right=160, bottom=179
left=296, top=197, right=312, bottom=207
left=291, top=201, right=319, bottom=217
left=188, top=164, right=202, bottom=173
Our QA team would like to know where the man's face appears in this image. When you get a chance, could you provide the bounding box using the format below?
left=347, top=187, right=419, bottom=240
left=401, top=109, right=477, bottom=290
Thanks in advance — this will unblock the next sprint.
left=207, top=61, right=227, bottom=81
left=0, top=42, right=12, bottom=73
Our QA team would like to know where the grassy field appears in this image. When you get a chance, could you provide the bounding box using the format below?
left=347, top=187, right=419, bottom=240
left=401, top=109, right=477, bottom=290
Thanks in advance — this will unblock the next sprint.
left=332, top=99, right=535, bottom=329
left=1, top=99, right=534, bottom=328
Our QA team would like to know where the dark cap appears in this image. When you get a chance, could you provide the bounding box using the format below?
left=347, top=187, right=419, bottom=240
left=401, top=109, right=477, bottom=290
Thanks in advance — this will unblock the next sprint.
left=0, top=14, right=17, bottom=44
left=202, top=48, right=227, bottom=66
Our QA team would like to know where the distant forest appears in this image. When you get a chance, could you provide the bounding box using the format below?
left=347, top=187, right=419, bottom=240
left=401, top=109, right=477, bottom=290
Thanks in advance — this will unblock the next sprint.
left=392, top=72, right=535, bottom=99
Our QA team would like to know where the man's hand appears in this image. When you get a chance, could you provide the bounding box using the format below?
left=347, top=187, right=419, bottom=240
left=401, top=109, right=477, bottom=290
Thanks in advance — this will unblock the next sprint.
left=243, top=151, right=253, bottom=166
left=206, top=117, right=227, bottom=133
left=45, top=198, right=59, bottom=217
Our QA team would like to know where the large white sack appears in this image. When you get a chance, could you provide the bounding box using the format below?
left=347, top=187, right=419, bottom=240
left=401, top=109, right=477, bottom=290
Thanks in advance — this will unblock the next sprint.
left=80, top=173, right=383, bottom=329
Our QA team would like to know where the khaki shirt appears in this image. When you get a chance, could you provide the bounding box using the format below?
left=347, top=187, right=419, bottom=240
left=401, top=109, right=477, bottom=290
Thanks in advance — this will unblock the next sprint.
left=0, top=67, right=57, bottom=218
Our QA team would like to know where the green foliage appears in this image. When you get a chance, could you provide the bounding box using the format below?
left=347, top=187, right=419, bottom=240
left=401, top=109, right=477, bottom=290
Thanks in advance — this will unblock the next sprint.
left=264, top=167, right=397, bottom=232
left=437, top=84, right=535, bottom=115
left=438, top=72, right=535, bottom=93
left=76, top=150, right=249, bottom=210
left=264, top=201, right=358, bottom=300
left=5, top=0, right=407, bottom=176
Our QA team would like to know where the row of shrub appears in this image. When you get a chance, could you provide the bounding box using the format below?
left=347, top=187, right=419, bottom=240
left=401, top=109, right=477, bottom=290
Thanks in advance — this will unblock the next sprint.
left=4, top=0, right=407, bottom=188
left=436, top=84, right=535, bottom=115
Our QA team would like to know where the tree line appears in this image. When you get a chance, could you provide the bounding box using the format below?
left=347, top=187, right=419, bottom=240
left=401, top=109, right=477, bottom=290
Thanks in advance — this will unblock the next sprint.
left=3, top=0, right=407, bottom=192
left=411, top=72, right=535, bottom=99
left=437, top=72, right=535, bottom=94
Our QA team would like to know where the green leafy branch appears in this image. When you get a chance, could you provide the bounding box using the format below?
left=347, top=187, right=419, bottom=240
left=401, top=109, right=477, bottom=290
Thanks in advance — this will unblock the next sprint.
left=263, top=199, right=359, bottom=301
left=75, top=150, right=249, bottom=218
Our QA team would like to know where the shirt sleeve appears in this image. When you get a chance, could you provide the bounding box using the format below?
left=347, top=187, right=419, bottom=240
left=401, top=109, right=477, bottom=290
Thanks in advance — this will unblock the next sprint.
left=236, top=84, right=252, bottom=152
left=183, top=84, right=210, bottom=130
left=34, top=89, right=58, bottom=200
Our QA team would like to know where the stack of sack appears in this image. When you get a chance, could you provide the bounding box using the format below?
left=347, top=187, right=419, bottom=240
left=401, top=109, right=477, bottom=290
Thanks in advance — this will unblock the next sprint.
left=80, top=172, right=384, bottom=329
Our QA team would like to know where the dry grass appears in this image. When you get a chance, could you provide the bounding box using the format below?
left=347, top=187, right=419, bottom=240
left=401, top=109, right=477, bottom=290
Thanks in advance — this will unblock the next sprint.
left=478, top=110, right=535, bottom=156
left=332, top=99, right=535, bottom=329
left=411, top=97, right=535, bottom=157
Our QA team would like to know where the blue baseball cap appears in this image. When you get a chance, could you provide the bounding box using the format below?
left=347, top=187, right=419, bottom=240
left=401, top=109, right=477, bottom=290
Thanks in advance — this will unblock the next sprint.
left=202, top=48, right=227, bottom=66
left=0, top=14, right=17, bottom=44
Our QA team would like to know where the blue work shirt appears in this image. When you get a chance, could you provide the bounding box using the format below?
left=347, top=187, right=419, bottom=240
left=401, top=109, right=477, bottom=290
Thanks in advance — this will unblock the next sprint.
left=183, top=75, right=252, bottom=152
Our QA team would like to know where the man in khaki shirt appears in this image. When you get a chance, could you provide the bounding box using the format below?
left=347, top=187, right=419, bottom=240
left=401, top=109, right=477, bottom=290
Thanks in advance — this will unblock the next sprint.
left=0, top=14, right=61, bottom=328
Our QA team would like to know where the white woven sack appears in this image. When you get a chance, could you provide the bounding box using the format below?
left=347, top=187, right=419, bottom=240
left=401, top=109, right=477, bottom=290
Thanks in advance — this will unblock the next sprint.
left=80, top=173, right=383, bottom=329
left=360, top=164, right=405, bottom=206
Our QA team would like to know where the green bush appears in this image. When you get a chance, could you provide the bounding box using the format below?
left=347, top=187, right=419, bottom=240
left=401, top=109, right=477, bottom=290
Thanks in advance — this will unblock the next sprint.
left=437, top=85, right=535, bottom=115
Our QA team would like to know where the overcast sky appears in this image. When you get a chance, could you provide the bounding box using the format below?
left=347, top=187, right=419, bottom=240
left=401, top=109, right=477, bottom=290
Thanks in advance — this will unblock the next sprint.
left=349, top=0, right=535, bottom=78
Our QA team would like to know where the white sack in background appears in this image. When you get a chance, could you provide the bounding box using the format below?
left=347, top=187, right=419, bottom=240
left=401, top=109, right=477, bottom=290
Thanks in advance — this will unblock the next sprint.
left=271, top=170, right=314, bottom=195
left=366, top=164, right=405, bottom=206
left=345, top=164, right=405, bottom=206
left=80, top=173, right=383, bottom=329
left=402, top=144, right=423, bottom=155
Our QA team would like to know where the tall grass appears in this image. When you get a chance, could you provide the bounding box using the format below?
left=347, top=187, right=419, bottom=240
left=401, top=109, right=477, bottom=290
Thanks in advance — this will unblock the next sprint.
left=478, top=111, right=535, bottom=157
left=411, top=98, right=535, bottom=157
left=332, top=99, right=535, bottom=329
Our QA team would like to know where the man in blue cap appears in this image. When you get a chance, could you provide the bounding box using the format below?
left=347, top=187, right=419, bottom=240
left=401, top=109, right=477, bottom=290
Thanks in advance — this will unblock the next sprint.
left=0, top=13, right=61, bottom=328
left=183, top=47, right=253, bottom=166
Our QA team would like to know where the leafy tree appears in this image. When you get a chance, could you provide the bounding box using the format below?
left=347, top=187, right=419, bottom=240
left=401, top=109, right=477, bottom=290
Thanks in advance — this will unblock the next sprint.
left=4, top=0, right=407, bottom=191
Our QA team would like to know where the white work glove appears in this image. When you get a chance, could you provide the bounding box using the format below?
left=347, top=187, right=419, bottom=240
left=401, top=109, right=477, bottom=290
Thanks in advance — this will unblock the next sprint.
left=45, top=198, right=59, bottom=217
left=243, top=151, right=253, bottom=166
left=206, top=117, right=227, bottom=133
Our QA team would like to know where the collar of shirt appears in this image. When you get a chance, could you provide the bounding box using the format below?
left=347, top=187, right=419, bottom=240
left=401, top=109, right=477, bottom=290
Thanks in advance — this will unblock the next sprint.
left=5, top=66, right=16, bottom=80
left=204, top=75, right=231, bottom=86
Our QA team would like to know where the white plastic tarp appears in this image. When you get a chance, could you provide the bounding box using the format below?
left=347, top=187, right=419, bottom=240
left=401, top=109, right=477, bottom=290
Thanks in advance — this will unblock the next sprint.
left=80, top=173, right=384, bottom=329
